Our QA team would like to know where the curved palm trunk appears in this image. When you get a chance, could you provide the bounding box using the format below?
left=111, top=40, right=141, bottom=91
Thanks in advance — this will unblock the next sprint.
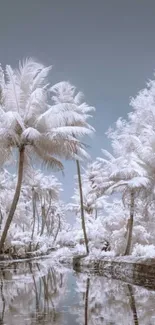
left=76, top=160, right=89, bottom=255
left=124, top=190, right=134, bottom=256
left=0, top=146, right=25, bottom=253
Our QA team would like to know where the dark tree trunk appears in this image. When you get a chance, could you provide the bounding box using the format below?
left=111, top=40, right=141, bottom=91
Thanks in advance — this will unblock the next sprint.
left=0, top=146, right=25, bottom=253
left=127, top=284, right=139, bottom=325
left=84, top=278, right=90, bottom=325
left=124, top=190, right=134, bottom=256
left=76, top=160, right=89, bottom=255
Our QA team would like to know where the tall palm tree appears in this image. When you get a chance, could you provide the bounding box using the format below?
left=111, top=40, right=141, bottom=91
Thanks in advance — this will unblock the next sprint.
left=0, top=59, right=88, bottom=252
left=48, top=81, right=95, bottom=255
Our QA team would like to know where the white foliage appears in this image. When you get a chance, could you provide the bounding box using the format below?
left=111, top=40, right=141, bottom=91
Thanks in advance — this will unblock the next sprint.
left=0, top=168, right=68, bottom=256
left=132, top=244, right=155, bottom=258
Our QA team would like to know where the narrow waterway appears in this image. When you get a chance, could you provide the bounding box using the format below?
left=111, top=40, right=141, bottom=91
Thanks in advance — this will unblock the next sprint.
left=0, top=259, right=154, bottom=324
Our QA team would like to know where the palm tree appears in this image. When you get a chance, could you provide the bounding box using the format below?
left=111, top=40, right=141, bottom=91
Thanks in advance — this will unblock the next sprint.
left=90, top=149, right=150, bottom=255
left=48, top=81, right=95, bottom=255
left=0, top=59, right=88, bottom=252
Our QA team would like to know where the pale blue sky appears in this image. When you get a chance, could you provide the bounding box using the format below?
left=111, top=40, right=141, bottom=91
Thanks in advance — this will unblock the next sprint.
left=1, top=0, right=155, bottom=201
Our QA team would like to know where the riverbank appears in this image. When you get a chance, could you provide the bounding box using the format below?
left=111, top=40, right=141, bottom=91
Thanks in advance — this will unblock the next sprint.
left=53, top=246, right=155, bottom=289
left=71, top=255, right=155, bottom=290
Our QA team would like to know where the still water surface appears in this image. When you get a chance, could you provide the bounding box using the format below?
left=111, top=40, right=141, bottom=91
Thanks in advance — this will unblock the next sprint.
left=0, top=259, right=154, bottom=324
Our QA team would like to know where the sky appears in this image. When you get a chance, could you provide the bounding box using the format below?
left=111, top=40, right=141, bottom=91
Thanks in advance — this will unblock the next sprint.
left=1, top=0, right=155, bottom=201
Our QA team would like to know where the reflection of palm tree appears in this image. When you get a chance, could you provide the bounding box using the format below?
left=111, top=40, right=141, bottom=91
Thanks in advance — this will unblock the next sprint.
left=28, top=263, right=39, bottom=314
left=35, top=263, right=58, bottom=322
left=84, top=278, right=90, bottom=325
left=127, top=284, right=139, bottom=325
left=0, top=275, right=5, bottom=325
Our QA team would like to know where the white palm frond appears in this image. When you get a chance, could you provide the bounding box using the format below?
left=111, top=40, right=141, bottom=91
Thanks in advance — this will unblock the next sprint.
left=36, top=107, right=91, bottom=130
left=77, top=102, right=95, bottom=113
left=32, top=65, right=52, bottom=90
left=25, top=88, right=47, bottom=124
left=16, top=58, right=44, bottom=88
left=15, top=58, right=46, bottom=115
left=33, top=146, right=64, bottom=171
left=5, top=111, right=24, bottom=134
left=76, top=146, right=91, bottom=161
left=105, top=182, right=126, bottom=195
left=97, top=157, right=112, bottom=166
left=127, top=177, right=151, bottom=189
left=51, top=126, right=93, bottom=137
left=50, top=81, right=75, bottom=103
left=101, top=149, right=115, bottom=161
left=74, top=91, right=84, bottom=104
left=0, top=64, right=5, bottom=105
left=22, top=127, right=41, bottom=144
left=35, top=133, right=80, bottom=159
left=107, top=176, right=151, bottom=195
left=5, top=65, right=21, bottom=112
left=0, top=128, right=19, bottom=147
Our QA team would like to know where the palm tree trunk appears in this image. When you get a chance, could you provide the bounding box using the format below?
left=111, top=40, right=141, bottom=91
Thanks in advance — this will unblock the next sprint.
left=0, top=146, right=25, bottom=253
left=40, top=203, right=46, bottom=236
left=52, top=213, right=61, bottom=244
left=124, top=190, right=134, bottom=256
left=76, top=160, right=89, bottom=255
left=29, top=263, right=39, bottom=313
left=29, top=187, right=36, bottom=251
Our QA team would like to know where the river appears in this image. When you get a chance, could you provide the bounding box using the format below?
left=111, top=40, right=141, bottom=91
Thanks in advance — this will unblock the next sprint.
left=0, top=258, right=154, bottom=324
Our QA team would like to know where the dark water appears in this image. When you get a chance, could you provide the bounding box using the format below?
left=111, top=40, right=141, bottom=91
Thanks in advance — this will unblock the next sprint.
left=0, top=259, right=154, bottom=324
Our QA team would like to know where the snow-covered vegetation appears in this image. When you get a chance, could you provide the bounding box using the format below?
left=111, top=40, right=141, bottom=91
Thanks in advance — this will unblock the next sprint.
left=64, top=73, right=155, bottom=260
left=0, top=168, right=68, bottom=257
left=0, top=57, right=155, bottom=261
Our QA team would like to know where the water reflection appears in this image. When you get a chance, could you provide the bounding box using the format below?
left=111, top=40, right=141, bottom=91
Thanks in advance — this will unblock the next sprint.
left=84, top=278, right=90, bottom=325
left=0, top=274, right=5, bottom=325
left=0, top=260, right=68, bottom=324
left=72, top=273, right=155, bottom=325
left=127, top=284, right=139, bottom=325
left=0, top=260, right=154, bottom=324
